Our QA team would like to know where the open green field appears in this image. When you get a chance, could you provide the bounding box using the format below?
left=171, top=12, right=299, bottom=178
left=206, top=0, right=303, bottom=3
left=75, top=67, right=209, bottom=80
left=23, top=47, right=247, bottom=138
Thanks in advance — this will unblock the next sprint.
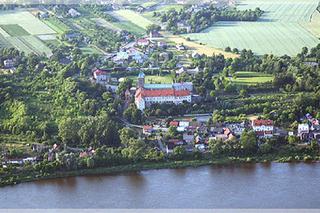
left=229, top=71, right=273, bottom=85
left=80, top=46, right=104, bottom=55
left=113, top=10, right=153, bottom=29
left=183, top=0, right=320, bottom=56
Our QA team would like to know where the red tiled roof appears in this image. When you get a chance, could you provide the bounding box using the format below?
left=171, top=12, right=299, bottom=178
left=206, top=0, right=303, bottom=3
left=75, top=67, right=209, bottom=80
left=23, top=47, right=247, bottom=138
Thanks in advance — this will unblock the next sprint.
left=252, top=119, right=273, bottom=126
left=135, top=88, right=190, bottom=98
left=94, top=69, right=110, bottom=76
left=137, top=38, right=149, bottom=44
left=143, top=125, right=153, bottom=131
left=169, top=121, right=179, bottom=127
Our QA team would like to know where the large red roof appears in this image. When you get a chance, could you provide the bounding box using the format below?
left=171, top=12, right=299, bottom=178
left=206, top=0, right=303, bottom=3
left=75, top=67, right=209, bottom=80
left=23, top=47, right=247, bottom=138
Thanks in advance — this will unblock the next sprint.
left=252, top=119, right=273, bottom=126
left=135, top=88, right=190, bottom=98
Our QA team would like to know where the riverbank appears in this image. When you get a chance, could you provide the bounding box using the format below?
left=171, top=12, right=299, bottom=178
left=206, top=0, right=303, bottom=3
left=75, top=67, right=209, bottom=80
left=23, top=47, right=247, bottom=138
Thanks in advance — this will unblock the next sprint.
left=1, top=155, right=320, bottom=187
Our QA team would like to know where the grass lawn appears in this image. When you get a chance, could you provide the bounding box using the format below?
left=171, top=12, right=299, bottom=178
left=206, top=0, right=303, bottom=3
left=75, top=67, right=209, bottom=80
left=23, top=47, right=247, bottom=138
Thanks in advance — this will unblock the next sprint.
left=0, top=24, right=30, bottom=36
left=127, top=74, right=174, bottom=85
left=80, top=46, right=104, bottom=55
left=183, top=0, right=320, bottom=56
left=229, top=71, right=273, bottom=85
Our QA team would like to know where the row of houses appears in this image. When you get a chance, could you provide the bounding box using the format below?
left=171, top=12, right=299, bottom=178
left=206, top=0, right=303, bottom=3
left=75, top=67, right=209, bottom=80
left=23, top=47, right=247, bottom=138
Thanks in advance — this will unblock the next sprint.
left=143, top=118, right=276, bottom=153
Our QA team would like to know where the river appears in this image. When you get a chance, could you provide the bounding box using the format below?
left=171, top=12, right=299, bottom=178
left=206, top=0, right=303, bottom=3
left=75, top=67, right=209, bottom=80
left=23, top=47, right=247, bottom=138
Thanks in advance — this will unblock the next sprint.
left=1, top=163, right=320, bottom=208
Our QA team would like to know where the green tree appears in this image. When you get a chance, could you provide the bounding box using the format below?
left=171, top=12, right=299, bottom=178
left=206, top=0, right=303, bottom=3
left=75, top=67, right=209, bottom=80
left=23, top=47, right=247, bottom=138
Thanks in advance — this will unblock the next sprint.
left=240, top=130, right=257, bottom=154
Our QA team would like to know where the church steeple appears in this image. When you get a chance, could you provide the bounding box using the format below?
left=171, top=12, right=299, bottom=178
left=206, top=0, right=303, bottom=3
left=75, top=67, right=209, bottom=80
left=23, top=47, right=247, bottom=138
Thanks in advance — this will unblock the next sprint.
left=137, top=72, right=145, bottom=88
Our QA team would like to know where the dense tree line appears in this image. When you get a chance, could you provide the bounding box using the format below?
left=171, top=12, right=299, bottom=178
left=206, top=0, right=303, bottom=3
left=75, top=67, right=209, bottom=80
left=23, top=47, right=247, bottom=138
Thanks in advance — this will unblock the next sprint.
left=159, top=5, right=263, bottom=34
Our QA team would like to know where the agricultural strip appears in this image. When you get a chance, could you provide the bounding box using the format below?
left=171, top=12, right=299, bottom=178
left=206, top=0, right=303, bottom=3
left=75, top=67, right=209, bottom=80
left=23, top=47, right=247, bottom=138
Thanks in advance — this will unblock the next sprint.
left=41, top=17, right=70, bottom=34
left=6, top=36, right=52, bottom=57
left=0, top=24, right=30, bottom=37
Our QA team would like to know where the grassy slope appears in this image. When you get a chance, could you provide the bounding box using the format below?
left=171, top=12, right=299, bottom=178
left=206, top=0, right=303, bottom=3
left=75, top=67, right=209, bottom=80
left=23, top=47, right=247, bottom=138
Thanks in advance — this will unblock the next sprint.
left=183, top=0, right=320, bottom=56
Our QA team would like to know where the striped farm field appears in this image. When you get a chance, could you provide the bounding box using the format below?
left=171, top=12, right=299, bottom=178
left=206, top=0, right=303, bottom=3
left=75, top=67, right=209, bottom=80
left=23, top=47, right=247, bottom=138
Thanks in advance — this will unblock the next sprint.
left=0, top=10, right=56, bottom=35
left=0, top=10, right=55, bottom=56
left=6, top=36, right=52, bottom=56
left=183, top=0, right=320, bottom=56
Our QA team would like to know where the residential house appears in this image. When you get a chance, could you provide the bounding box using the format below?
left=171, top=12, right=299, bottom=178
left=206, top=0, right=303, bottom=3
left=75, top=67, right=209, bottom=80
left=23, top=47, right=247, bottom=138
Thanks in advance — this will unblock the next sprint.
left=3, top=59, right=14, bottom=69
left=93, top=69, right=111, bottom=83
left=213, top=128, right=235, bottom=141
left=112, top=51, right=129, bottom=64
left=176, top=44, right=186, bottom=51
left=169, top=121, right=179, bottom=127
left=252, top=119, right=274, bottom=138
left=298, top=123, right=310, bottom=140
left=143, top=125, right=155, bottom=135
left=226, top=122, right=246, bottom=136
left=166, top=139, right=185, bottom=153
left=149, top=31, right=161, bottom=39
left=68, top=8, right=81, bottom=17
left=157, top=41, right=167, bottom=48
left=136, top=38, right=150, bottom=47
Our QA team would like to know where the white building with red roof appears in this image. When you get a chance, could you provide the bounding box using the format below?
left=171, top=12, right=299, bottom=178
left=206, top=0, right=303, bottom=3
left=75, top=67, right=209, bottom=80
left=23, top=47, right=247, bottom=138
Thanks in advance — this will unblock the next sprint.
left=136, top=38, right=150, bottom=47
left=134, top=72, right=192, bottom=111
left=252, top=119, right=274, bottom=138
left=93, top=69, right=111, bottom=83
left=135, top=88, right=191, bottom=111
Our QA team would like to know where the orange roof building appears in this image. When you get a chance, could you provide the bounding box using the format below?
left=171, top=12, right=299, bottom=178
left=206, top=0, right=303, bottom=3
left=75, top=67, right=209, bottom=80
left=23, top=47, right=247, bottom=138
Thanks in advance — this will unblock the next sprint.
left=135, top=88, right=191, bottom=111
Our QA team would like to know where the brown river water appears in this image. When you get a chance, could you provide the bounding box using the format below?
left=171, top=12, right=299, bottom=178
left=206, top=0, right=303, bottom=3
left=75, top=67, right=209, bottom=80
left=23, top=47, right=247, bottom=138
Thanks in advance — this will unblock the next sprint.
left=1, top=163, right=320, bottom=208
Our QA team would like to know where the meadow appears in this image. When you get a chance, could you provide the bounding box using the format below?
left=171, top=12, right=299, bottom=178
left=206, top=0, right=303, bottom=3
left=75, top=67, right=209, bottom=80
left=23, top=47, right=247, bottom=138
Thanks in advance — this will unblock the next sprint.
left=229, top=71, right=273, bottom=85
left=0, top=10, right=55, bottom=56
left=183, top=0, right=320, bottom=56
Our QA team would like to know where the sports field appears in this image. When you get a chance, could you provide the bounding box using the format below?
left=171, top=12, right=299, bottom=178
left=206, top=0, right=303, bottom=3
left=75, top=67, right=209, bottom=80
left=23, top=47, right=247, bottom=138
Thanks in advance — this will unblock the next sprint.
left=183, top=0, right=320, bottom=56
left=229, top=71, right=273, bottom=85
left=0, top=10, right=55, bottom=56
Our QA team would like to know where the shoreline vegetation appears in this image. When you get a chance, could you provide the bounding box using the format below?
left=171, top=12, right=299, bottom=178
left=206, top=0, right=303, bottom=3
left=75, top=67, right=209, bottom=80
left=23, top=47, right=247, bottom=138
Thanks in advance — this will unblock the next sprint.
left=1, top=155, right=319, bottom=188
